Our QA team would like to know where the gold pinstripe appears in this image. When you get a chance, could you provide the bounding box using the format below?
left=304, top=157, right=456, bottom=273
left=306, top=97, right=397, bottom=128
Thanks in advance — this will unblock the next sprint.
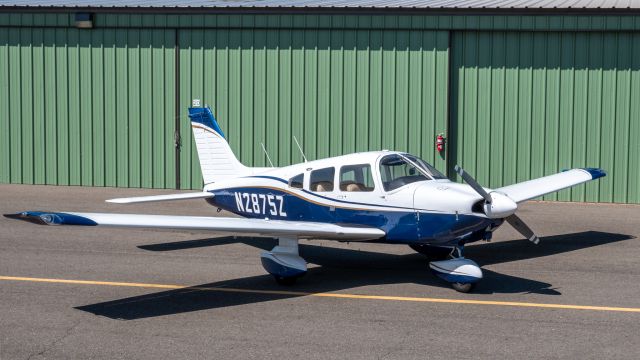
left=191, top=124, right=221, bottom=138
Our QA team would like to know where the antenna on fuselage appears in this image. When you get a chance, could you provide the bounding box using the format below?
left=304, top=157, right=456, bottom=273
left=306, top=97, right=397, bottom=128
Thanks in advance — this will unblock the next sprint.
left=293, top=136, right=308, bottom=163
left=260, top=142, right=275, bottom=167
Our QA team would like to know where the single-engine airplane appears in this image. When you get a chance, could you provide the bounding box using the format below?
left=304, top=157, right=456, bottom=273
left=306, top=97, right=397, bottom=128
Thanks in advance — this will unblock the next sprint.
left=5, top=102, right=606, bottom=292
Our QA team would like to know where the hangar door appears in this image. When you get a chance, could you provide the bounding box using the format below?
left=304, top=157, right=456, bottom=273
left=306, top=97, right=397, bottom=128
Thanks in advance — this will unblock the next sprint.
left=450, top=31, right=640, bottom=204
left=178, top=29, right=449, bottom=189
left=0, top=28, right=177, bottom=189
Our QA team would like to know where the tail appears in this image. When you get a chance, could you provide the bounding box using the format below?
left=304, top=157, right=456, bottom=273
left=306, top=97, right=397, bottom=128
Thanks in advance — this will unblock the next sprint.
left=188, top=106, right=249, bottom=184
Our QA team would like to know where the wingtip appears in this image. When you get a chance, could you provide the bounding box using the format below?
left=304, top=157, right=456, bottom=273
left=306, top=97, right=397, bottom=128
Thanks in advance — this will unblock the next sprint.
left=581, top=168, right=607, bottom=180
left=3, top=211, right=97, bottom=226
left=4, top=211, right=49, bottom=225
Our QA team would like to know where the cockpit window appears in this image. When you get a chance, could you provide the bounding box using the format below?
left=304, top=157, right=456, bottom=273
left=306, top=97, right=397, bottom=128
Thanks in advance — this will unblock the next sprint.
left=289, top=173, right=304, bottom=189
left=405, top=155, right=447, bottom=180
left=379, top=154, right=446, bottom=191
left=340, top=164, right=375, bottom=192
left=310, top=167, right=335, bottom=192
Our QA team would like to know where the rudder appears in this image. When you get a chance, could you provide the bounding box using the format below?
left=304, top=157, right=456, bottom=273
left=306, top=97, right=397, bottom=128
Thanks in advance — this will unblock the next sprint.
left=188, top=106, right=249, bottom=184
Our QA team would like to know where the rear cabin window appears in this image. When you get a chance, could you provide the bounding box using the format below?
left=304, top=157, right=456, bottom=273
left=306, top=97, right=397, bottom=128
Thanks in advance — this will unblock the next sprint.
left=309, top=167, right=335, bottom=192
left=289, top=173, right=304, bottom=189
left=340, top=164, right=375, bottom=192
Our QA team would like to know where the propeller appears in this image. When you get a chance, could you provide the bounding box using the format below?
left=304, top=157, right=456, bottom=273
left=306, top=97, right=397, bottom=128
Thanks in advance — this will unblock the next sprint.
left=505, top=213, right=540, bottom=244
left=453, top=165, right=492, bottom=203
left=454, top=165, right=540, bottom=244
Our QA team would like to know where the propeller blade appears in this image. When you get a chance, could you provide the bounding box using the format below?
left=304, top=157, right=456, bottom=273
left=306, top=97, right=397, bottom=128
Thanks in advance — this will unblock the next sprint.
left=505, top=214, right=540, bottom=244
left=453, top=165, right=492, bottom=203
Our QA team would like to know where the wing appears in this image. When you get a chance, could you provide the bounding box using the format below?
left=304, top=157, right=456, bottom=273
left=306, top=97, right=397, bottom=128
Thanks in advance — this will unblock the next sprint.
left=495, top=168, right=606, bottom=203
left=3, top=211, right=385, bottom=241
left=106, top=192, right=213, bottom=204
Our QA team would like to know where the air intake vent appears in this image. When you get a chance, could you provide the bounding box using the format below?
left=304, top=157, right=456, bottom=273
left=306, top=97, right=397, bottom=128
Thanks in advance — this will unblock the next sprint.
left=471, top=200, right=485, bottom=214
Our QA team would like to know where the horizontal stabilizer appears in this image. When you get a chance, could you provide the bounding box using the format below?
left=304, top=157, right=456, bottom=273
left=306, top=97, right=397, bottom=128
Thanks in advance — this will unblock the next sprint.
left=106, top=192, right=214, bottom=204
left=4, top=211, right=385, bottom=241
left=496, top=168, right=606, bottom=203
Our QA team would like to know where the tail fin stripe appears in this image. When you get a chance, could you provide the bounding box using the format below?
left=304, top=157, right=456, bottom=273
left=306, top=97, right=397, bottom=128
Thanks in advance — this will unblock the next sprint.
left=189, top=107, right=225, bottom=139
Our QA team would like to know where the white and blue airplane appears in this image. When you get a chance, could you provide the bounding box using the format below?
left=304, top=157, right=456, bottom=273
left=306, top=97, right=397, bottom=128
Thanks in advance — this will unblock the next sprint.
left=5, top=103, right=606, bottom=292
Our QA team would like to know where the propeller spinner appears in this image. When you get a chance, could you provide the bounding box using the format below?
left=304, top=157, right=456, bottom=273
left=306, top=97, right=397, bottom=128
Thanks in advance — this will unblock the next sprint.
left=454, top=165, right=540, bottom=244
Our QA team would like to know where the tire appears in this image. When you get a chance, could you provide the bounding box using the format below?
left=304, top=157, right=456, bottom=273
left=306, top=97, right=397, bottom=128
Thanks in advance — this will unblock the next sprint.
left=274, top=276, right=297, bottom=286
left=451, top=282, right=475, bottom=293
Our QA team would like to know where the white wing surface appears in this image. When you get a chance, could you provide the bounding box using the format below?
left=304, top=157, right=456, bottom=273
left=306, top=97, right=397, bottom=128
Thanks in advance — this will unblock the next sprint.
left=495, top=168, right=606, bottom=203
left=106, top=192, right=213, bottom=204
left=4, top=211, right=385, bottom=241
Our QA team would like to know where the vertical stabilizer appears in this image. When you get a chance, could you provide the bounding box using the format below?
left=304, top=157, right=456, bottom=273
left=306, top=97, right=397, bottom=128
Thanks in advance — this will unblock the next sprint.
left=188, top=106, right=249, bottom=184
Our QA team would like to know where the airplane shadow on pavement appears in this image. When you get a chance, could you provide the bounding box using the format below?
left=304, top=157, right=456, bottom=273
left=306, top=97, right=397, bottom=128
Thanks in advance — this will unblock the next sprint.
left=76, top=231, right=633, bottom=320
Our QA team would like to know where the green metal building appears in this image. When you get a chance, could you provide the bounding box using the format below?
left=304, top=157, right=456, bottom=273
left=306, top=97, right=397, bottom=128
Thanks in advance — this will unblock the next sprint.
left=1, top=1, right=639, bottom=203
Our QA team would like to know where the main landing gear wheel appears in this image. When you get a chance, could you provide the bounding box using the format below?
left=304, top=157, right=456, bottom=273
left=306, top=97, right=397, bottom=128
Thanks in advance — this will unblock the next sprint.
left=274, top=275, right=298, bottom=286
left=261, top=237, right=308, bottom=286
left=451, top=282, right=475, bottom=293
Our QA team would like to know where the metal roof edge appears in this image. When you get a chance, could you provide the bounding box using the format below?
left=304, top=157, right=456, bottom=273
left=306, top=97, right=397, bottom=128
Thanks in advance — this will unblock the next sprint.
left=1, top=6, right=640, bottom=16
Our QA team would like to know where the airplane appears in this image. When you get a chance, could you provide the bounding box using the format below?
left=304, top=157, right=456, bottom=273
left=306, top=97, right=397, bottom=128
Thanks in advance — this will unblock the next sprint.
left=4, top=101, right=606, bottom=293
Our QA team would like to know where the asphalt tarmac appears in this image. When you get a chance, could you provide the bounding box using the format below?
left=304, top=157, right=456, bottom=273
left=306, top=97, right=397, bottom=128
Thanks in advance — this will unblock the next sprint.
left=1, top=184, right=639, bottom=359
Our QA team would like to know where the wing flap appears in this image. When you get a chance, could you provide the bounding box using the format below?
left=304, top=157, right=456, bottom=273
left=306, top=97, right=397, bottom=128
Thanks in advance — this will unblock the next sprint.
left=495, top=168, right=606, bottom=203
left=106, top=192, right=213, bottom=204
left=4, top=211, right=385, bottom=241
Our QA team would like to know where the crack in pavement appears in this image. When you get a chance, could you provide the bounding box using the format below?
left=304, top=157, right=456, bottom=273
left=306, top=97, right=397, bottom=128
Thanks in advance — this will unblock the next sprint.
left=26, top=322, right=80, bottom=360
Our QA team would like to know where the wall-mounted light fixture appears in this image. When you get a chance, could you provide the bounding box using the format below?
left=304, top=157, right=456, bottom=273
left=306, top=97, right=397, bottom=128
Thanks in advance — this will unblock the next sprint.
left=75, top=13, right=93, bottom=29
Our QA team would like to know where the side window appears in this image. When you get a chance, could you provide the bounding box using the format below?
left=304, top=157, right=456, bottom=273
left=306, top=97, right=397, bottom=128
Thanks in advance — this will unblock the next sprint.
left=289, top=173, right=304, bottom=189
left=340, top=164, right=375, bottom=192
left=310, top=167, right=335, bottom=192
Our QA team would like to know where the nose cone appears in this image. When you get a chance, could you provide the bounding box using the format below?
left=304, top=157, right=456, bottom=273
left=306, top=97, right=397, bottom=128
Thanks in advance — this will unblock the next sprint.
left=483, top=192, right=517, bottom=218
left=413, top=181, right=484, bottom=214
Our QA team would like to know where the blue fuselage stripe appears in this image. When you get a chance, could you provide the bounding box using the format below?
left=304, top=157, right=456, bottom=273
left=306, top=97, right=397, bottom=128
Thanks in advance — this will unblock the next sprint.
left=208, top=184, right=494, bottom=246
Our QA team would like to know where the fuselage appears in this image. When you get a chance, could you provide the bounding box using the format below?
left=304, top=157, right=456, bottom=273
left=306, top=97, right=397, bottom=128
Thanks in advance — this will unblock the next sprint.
left=204, top=150, right=501, bottom=246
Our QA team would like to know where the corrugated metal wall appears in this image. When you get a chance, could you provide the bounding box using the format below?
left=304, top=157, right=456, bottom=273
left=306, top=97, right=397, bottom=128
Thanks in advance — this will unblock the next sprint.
left=0, top=27, right=176, bottom=188
left=450, top=31, right=640, bottom=203
left=0, top=24, right=449, bottom=191
left=178, top=29, right=449, bottom=189
left=1, top=13, right=639, bottom=203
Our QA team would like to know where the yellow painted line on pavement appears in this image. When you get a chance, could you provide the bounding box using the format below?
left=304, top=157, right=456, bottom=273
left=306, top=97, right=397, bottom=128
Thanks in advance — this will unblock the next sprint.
left=1, top=275, right=639, bottom=313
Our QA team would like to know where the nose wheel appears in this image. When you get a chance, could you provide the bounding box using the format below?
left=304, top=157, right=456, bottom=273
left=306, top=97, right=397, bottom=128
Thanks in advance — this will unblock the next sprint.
left=451, top=282, right=475, bottom=293
left=428, top=246, right=482, bottom=293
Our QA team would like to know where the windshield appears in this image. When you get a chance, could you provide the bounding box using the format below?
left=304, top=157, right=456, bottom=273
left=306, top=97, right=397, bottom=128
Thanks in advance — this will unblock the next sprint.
left=379, top=154, right=446, bottom=191
left=399, top=154, right=447, bottom=180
